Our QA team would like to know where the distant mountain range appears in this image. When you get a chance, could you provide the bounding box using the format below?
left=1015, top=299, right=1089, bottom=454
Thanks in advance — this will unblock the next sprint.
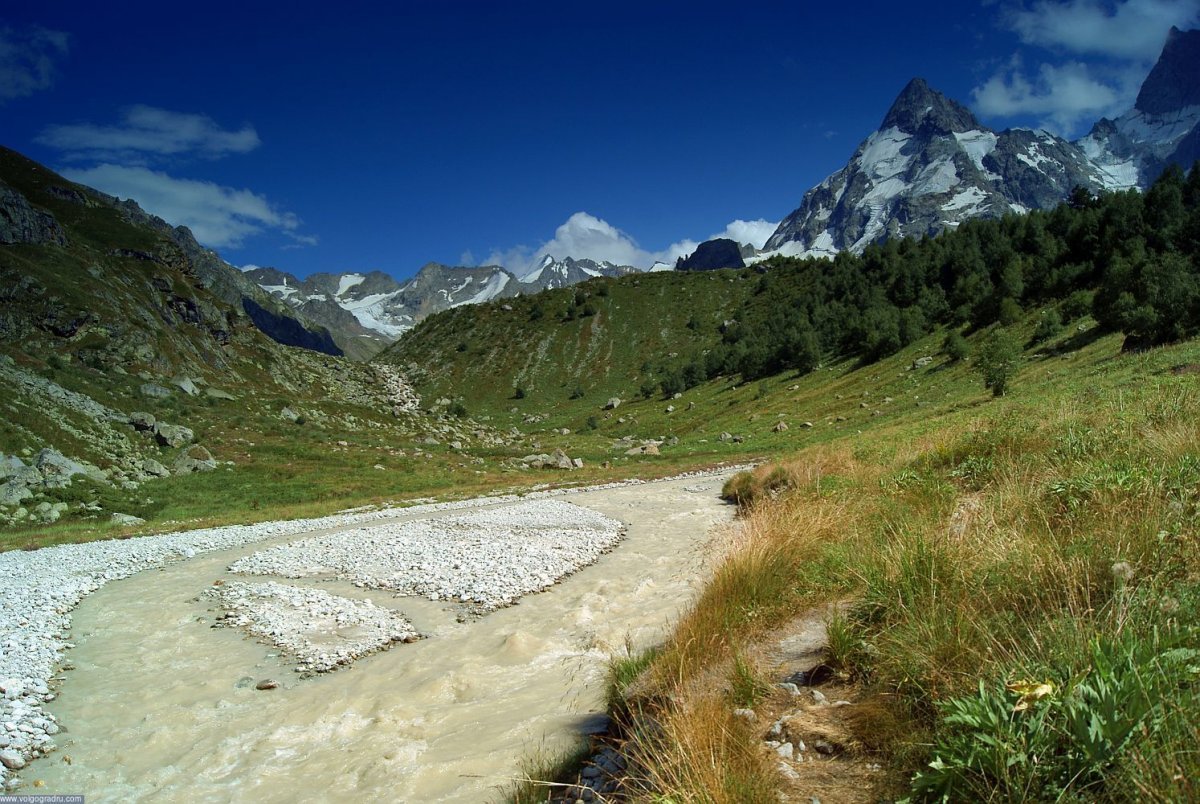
left=246, top=256, right=637, bottom=355
left=244, top=26, right=1198, bottom=355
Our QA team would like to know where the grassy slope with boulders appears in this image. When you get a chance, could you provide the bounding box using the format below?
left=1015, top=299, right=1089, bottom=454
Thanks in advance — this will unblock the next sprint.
left=0, top=150, right=602, bottom=548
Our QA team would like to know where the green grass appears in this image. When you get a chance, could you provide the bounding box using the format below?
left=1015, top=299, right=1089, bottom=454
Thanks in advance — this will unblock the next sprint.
left=596, top=329, right=1200, bottom=802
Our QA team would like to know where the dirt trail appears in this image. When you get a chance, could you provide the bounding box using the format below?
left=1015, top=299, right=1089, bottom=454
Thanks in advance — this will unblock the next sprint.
left=33, top=473, right=736, bottom=803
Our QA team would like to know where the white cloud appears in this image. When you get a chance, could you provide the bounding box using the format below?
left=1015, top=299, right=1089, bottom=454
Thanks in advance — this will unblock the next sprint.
left=0, top=25, right=69, bottom=102
left=61, top=164, right=312, bottom=249
left=973, top=59, right=1130, bottom=134
left=710, top=219, right=778, bottom=249
left=38, top=105, right=260, bottom=162
left=239, top=263, right=264, bottom=272
left=972, top=0, right=1200, bottom=136
left=483, top=212, right=778, bottom=275
left=1009, top=0, right=1199, bottom=60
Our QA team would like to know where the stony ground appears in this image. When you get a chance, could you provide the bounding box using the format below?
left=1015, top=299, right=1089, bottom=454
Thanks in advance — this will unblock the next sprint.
left=228, top=499, right=626, bottom=613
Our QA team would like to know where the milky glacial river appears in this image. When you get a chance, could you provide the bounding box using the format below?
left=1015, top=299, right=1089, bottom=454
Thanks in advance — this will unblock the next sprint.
left=34, top=473, right=734, bottom=802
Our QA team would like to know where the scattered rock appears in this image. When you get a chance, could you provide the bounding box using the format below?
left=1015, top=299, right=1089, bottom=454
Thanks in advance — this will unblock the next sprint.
left=0, top=749, right=25, bottom=771
left=110, top=513, right=146, bottom=527
left=36, top=448, right=103, bottom=487
left=173, top=445, right=217, bottom=474
left=128, top=411, right=156, bottom=431
left=172, top=376, right=199, bottom=396
left=732, top=708, right=756, bottom=723
left=255, top=679, right=279, bottom=691
left=141, top=458, right=170, bottom=478
left=773, top=421, right=789, bottom=432
left=604, top=398, right=621, bottom=410
left=140, top=382, right=172, bottom=399
left=718, top=431, right=733, bottom=442
left=154, top=422, right=194, bottom=448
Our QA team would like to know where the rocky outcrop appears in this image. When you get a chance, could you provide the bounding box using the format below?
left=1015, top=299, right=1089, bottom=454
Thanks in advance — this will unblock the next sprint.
left=241, top=297, right=342, bottom=356
left=0, top=179, right=66, bottom=246
left=676, top=238, right=746, bottom=271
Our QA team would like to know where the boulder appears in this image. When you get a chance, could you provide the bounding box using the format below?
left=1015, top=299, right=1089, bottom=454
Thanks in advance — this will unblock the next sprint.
left=110, top=513, right=146, bottom=527
left=0, top=455, right=25, bottom=481
left=35, top=448, right=103, bottom=487
left=154, top=422, right=194, bottom=448
left=129, top=411, right=157, bottom=432
left=0, top=481, right=32, bottom=506
left=773, top=421, right=789, bottom=432
left=173, top=376, right=199, bottom=396
left=140, top=382, right=172, bottom=399
left=141, top=458, right=171, bottom=477
left=718, top=432, right=733, bottom=442
left=205, top=388, right=236, bottom=400
left=173, top=445, right=217, bottom=474
left=605, top=398, right=621, bottom=410
left=550, top=449, right=574, bottom=470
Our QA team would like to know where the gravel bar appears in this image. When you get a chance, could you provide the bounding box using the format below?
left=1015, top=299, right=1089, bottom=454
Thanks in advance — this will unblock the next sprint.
left=228, top=500, right=627, bottom=613
left=209, top=581, right=421, bottom=674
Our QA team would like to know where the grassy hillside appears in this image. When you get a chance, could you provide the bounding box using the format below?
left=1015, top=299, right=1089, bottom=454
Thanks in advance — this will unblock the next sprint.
left=594, top=331, right=1200, bottom=803
left=380, top=269, right=752, bottom=423
left=0, top=149, right=542, bottom=545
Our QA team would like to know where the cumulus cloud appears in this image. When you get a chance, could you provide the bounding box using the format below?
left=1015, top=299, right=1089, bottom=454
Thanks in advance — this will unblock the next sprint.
left=60, top=164, right=312, bottom=249
left=1009, top=0, right=1200, bottom=60
left=972, top=0, right=1200, bottom=135
left=0, top=25, right=69, bottom=102
left=973, top=58, right=1130, bottom=133
left=38, top=105, right=261, bottom=163
left=710, top=219, right=779, bottom=249
left=482, top=212, right=779, bottom=275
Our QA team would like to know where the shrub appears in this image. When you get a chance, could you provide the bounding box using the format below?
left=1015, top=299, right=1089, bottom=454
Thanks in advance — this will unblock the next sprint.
left=943, top=330, right=969, bottom=362
left=975, top=328, right=1021, bottom=397
left=1031, top=309, right=1063, bottom=343
left=512, top=386, right=526, bottom=400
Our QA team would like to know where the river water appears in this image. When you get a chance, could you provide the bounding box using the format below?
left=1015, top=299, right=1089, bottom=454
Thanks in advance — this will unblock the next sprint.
left=34, top=474, right=734, bottom=802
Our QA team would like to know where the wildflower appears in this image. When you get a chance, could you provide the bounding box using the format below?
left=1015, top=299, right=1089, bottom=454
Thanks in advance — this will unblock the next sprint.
left=1111, top=561, right=1134, bottom=582
left=1006, top=679, right=1055, bottom=712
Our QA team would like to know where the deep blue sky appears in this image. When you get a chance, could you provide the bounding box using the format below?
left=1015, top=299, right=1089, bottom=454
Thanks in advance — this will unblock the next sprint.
left=3, top=1, right=1197, bottom=279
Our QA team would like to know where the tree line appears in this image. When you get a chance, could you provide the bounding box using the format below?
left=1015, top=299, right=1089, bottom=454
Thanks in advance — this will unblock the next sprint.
left=651, top=164, right=1200, bottom=393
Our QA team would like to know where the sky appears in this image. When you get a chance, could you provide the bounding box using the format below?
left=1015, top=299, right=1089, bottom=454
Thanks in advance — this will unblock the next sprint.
left=2, top=0, right=1198, bottom=280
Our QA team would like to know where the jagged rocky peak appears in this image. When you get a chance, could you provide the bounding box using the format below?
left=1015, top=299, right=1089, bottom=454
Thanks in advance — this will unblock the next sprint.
left=1078, top=26, right=1200, bottom=190
left=676, top=238, right=745, bottom=271
left=880, top=78, right=980, bottom=135
left=1135, top=27, right=1200, bottom=115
